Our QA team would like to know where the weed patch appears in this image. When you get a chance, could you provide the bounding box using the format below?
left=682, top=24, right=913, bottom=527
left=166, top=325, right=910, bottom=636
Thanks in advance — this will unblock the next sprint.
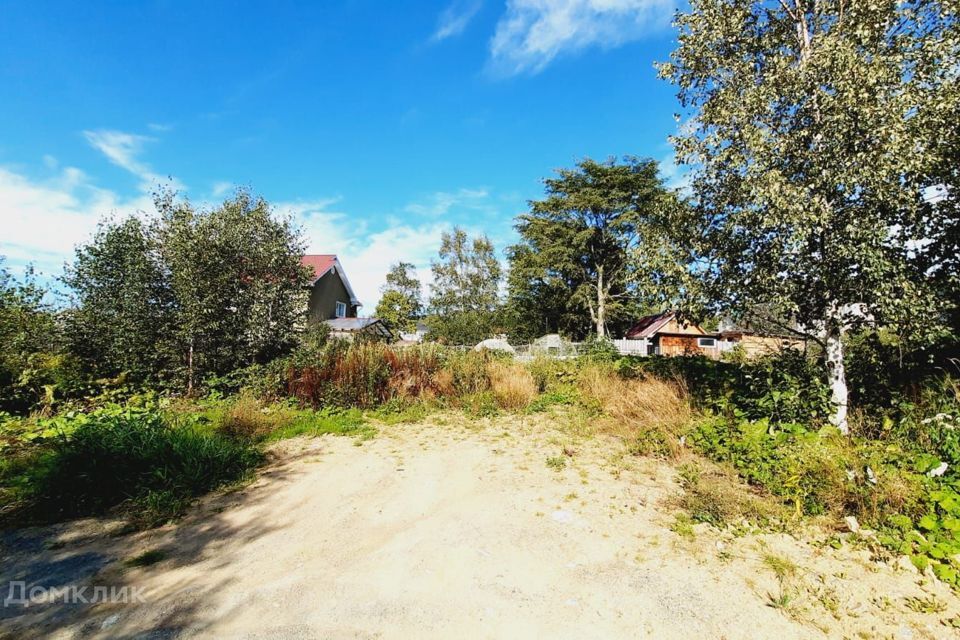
left=487, top=361, right=537, bottom=411
left=676, top=461, right=784, bottom=527
left=579, top=364, right=691, bottom=457
left=1, top=407, right=262, bottom=526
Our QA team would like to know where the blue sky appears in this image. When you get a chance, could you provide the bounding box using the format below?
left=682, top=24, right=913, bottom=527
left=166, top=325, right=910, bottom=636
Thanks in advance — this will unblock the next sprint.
left=0, top=0, right=684, bottom=307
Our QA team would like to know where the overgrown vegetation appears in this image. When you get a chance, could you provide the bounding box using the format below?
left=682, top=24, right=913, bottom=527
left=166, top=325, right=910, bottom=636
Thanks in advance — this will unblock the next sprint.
left=1, top=406, right=262, bottom=527
left=1, top=1, right=958, bottom=605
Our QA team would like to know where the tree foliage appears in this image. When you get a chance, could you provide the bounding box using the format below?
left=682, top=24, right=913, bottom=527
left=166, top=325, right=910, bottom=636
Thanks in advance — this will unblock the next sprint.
left=64, top=189, right=309, bottom=391
left=507, top=157, right=675, bottom=341
left=659, top=0, right=959, bottom=431
left=0, top=261, right=64, bottom=411
left=374, top=262, right=423, bottom=333
left=427, top=227, right=502, bottom=344
left=63, top=217, right=169, bottom=381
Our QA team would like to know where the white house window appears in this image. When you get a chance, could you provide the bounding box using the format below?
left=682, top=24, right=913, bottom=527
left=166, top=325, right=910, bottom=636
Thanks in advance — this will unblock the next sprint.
left=698, top=337, right=716, bottom=348
left=335, top=301, right=347, bottom=318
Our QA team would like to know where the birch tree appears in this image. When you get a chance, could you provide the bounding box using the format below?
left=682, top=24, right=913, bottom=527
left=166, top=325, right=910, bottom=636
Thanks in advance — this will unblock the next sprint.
left=375, top=262, right=423, bottom=333
left=660, top=0, right=958, bottom=432
left=428, top=228, right=502, bottom=344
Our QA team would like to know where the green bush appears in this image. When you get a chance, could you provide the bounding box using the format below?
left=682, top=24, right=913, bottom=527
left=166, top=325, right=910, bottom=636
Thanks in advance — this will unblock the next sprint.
left=581, top=334, right=619, bottom=361
left=2, top=407, right=262, bottom=526
left=620, top=351, right=831, bottom=426
left=527, top=357, right=579, bottom=392
left=690, top=415, right=924, bottom=521
left=845, top=329, right=960, bottom=426
left=444, top=350, right=493, bottom=396
left=461, top=391, right=500, bottom=418
left=881, top=480, right=960, bottom=587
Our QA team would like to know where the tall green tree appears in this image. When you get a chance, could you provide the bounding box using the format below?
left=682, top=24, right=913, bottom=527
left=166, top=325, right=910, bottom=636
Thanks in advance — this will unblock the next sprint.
left=0, top=261, right=63, bottom=411
left=375, top=262, right=423, bottom=333
left=154, top=188, right=309, bottom=392
left=659, top=0, right=958, bottom=432
left=63, top=217, right=170, bottom=381
left=64, top=189, right=309, bottom=392
left=427, top=227, right=502, bottom=344
left=507, top=157, right=674, bottom=340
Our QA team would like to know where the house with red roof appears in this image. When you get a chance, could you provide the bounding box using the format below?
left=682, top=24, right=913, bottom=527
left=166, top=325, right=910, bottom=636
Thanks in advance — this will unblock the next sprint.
left=625, top=311, right=718, bottom=357
left=300, top=255, right=362, bottom=322
left=300, top=255, right=393, bottom=341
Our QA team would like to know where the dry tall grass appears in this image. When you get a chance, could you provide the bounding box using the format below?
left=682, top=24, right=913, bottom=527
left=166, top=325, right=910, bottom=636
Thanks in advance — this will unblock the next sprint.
left=217, top=394, right=290, bottom=440
left=487, top=361, right=538, bottom=410
left=578, top=364, right=693, bottom=457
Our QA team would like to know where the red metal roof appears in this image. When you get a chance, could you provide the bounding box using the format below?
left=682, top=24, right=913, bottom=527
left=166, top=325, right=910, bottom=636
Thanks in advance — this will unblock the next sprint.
left=300, top=254, right=362, bottom=306
left=625, top=311, right=676, bottom=339
left=300, top=254, right=337, bottom=281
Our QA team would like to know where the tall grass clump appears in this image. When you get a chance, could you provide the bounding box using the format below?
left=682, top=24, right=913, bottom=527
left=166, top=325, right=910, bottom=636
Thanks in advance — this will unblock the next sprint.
left=214, top=393, right=295, bottom=440
left=287, top=341, right=511, bottom=411
left=3, top=407, right=262, bottom=526
left=289, top=341, right=455, bottom=408
left=578, top=364, right=692, bottom=457
left=386, top=343, right=448, bottom=401
left=487, top=361, right=537, bottom=411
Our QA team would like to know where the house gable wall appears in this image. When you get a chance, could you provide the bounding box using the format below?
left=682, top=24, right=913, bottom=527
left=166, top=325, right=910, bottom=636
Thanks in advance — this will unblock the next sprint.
left=659, top=318, right=706, bottom=336
left=307, top=270, right=358, bottom=322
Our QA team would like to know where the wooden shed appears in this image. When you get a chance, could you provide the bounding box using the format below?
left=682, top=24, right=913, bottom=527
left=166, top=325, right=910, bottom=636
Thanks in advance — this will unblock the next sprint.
left=624, top=311, right=720, bottom=357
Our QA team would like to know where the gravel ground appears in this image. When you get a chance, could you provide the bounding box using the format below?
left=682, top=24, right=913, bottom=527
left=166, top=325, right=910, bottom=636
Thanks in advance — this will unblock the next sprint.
left=2, top=412, right=958, bottom=639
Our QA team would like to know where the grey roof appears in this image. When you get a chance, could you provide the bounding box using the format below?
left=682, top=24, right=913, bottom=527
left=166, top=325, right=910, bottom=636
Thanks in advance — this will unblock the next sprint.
left=325, top=317, right=384, bottom=331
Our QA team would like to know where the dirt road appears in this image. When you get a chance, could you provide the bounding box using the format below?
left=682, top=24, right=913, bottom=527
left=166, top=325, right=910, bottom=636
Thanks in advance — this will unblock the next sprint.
left=2, top=413, right=957, bottom=638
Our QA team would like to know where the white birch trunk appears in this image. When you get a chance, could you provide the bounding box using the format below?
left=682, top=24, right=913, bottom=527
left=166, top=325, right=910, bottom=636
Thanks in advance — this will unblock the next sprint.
left=824, top=322, right=849, bottom=435
left=596, top=266, right=606, bottom=338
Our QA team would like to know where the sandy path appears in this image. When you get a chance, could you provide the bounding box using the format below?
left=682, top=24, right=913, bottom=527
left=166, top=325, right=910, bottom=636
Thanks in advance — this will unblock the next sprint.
left=2, top=413, right=958, bottom=639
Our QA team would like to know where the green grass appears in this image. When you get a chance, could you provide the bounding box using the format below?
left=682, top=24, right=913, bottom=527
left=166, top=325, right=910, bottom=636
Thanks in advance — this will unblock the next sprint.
left=0, top=400, right=385, bottom=528
left=461, top=391, right=500, bottom=419
left=1, top=407, right=263, bottom=527
left=545, top=455, right=567, bottom=471
left=265, top=407, right=374, bottom=441
left=369, top=400, right=430, bottom=425
left=526, top=387, right=579, bottom=414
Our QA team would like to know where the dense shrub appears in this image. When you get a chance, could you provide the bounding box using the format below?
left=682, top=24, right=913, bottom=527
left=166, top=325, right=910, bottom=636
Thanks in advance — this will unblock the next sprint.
left=2, top=407, right=262, bottom=526
left=286, top=342, right=507, bottom=410
left=620, top=352, right=832, bottom=426
left=689, top=416, right=924, bottom=521
left=845, top=329, right=960, bottom=423
left=580, top=335, right=620, bottom=361
left=527, top=356, right=579, bottom=392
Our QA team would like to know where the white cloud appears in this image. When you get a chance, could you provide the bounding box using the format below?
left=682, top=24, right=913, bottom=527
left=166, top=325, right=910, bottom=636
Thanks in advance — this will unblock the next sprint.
left=277, top=198, right=447, bottom=310
left=489, top=0, right=675, bottom=75
left=658, top=152, right=691, bottom=193
left=211, top=181, right=234, bottom=198
left=83, top=129, right=182, bottom=191
left=432, top=0, right=484, bottom=42
left=0, top=165, right=153, bottom=279
left=403, top=187, right=493, bottom=217
left=1, top=135, right=505, bottom=315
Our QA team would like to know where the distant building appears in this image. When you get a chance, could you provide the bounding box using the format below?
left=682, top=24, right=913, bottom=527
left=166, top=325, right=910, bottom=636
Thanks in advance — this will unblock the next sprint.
left=625, top=311, right=803, bottom=358
left=300, top=254, right=392, bottom=341
left=625, top=311, right=719, bottom=357
left=326, top=317, right=393, bottom=342
left=301, top=255, right=361, bottom=322
left=398, top=321, right=430, bottom=344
